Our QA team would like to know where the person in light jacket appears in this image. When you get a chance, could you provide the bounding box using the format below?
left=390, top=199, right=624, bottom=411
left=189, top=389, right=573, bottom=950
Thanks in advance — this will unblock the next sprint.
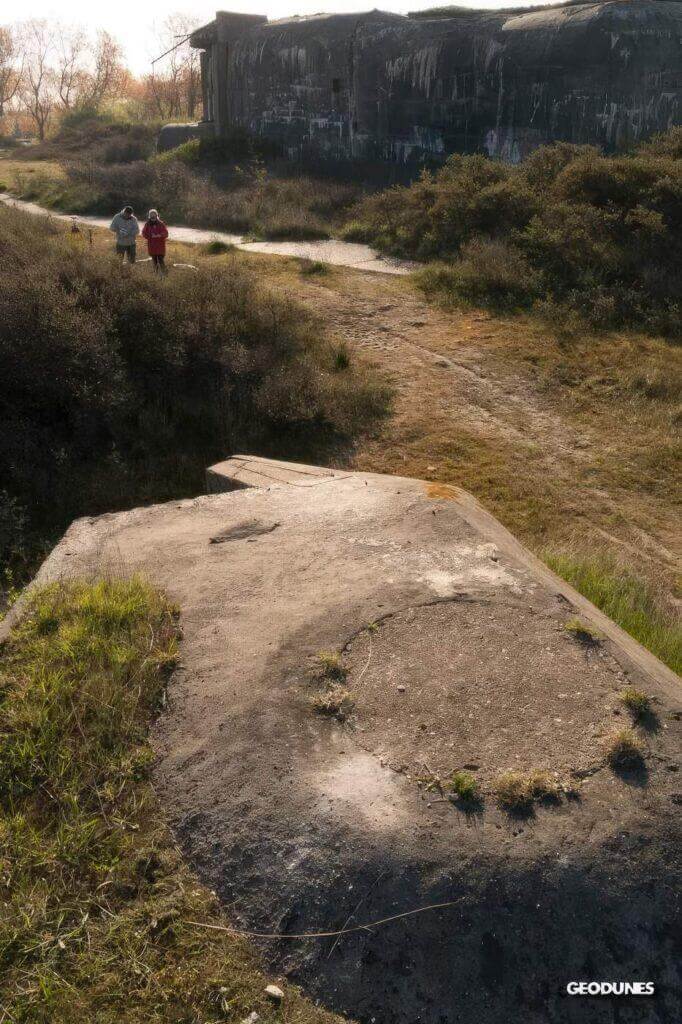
left=141, top=209, right=169, bottom=272
left=109, top=206, right=139, bottom=264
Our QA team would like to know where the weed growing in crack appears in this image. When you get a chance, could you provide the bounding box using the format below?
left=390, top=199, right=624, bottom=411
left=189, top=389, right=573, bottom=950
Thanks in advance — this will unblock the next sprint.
left=564, top=618, right=601, bottom=645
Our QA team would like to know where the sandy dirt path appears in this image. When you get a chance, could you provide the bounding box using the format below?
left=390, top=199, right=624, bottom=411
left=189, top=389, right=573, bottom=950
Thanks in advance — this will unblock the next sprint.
left=0, top=193, right=414, bottom=275
left=266, top=264, right=680, bottom=600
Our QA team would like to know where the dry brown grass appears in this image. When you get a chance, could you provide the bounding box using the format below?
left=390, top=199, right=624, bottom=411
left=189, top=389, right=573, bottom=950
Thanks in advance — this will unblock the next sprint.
left=604, top=728, right=646, bottom=768
left=310, top=684, right=355, bottom=719
left=494, top=770, right=563, bottom=812
left=267, top=262, right=679, bottom=670
left=494, top=772, right=536, bottom=812
left=619, top=687, right=652, bottom=718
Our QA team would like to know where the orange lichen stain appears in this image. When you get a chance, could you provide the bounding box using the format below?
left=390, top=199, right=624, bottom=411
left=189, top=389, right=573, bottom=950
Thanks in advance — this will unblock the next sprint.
left=425, top=482, right=461, bottom=501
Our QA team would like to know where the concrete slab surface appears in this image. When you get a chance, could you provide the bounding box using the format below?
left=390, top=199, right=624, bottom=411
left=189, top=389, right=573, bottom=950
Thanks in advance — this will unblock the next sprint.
left=4, top=460, right=680, bottom=1023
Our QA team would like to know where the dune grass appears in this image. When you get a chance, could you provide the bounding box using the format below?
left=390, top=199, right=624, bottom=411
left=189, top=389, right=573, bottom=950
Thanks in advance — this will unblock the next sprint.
left=0, top=577, right=346, bottom=1024
left=545, top=550, right=681, bottom=674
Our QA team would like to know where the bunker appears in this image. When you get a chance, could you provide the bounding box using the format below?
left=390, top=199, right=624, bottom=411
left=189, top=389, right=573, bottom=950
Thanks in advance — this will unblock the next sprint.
left=8, top=457, right=681, bottom=1022
left=159, top=1, right=682, bottom=165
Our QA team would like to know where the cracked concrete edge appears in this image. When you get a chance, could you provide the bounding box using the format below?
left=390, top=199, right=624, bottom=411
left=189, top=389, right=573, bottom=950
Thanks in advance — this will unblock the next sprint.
left=2, top=460, right=679, bottom=700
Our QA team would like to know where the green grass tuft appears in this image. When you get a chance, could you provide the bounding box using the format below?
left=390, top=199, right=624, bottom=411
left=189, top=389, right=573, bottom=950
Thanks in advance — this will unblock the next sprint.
left=619, top=687, right=651, bottom=718
left=334, top=343, right=351, bottom=371
left=299, top=259, right=330, bottom=277
left=564, top=617, right=601, bottom=645
left=447, top=770, right=480, bottom=804
left=201, top=238, right=236, bottom=255
left=0, top=578, right=345, bottom=1024
left=546, top=550, right=681, bottom=675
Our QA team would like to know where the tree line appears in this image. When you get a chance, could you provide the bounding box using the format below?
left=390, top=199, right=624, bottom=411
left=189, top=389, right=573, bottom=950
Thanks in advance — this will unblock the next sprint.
left=0, top=15, right=201, bottom=140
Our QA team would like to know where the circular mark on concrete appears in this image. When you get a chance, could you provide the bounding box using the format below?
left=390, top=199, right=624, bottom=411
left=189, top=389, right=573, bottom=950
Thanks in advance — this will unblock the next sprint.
left=344, top=601, right=623, bottom=783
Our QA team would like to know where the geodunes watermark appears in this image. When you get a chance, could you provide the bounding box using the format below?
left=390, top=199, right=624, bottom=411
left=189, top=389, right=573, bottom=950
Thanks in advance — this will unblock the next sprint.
left=567, top=982, right=655, bottom=996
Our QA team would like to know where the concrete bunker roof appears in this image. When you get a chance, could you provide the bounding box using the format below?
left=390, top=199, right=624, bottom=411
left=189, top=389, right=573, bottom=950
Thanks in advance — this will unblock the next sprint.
left=190, top=1, right=680, bottom=47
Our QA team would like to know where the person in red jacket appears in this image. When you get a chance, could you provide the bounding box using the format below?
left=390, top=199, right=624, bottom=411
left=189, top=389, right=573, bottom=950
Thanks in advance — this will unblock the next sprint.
left=141, top=209, right=169, bottom=272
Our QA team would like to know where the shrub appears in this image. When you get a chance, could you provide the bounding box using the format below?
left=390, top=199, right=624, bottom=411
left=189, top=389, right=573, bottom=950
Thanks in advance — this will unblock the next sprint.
left=334, top=343, right=351, bottom=370
left=300, top=259, right=330, bottom=276
left=316, top=650, right=347, bottom=680
left=201, top=238, right=235, bottom=255
left=42, top=155, right=359, bottom=241
left=0, top=205, right=389, bottom=571
left=526, top=770, right=562, bottom=803
left=152, top=139, right=202, bottom=165
left=0, top=490, right=26, bottom=565
left=418, top=238, right=541, bottom=310
left=494, top=771, right=535, bottom=813
left=20, top=112, right=158, bottom=164
left=346, top=130, right=682, bottom=336
left=494, top=770, right=563, bottom=812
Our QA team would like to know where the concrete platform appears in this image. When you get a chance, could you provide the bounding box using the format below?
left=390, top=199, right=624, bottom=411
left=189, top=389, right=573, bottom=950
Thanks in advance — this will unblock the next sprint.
left=3, top=459, right=680, bottom=1023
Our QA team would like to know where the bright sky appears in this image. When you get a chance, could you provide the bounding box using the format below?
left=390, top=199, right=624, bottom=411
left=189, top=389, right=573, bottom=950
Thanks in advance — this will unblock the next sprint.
left=15, top=1, right=560, bottom=75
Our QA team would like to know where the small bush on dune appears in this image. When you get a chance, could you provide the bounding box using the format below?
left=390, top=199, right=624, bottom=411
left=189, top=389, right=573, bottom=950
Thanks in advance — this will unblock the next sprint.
left=346, top=129, right=682, bottom=336
left=447, top=770, right=480, bottom=804
left=300, top=259, right=330, bottom=277
left=18, top=111, right=158, bottom=164
left=494, top=771, right=535, bottom=813
left=152, top=138, right=202, bottom=166
left=494, top=769, right=562, bottom=813
left=0, top=205, right=389, bottom=566
left=201, top=238, right=235, bottom=255
left=418, top=238, right=541, bottom=311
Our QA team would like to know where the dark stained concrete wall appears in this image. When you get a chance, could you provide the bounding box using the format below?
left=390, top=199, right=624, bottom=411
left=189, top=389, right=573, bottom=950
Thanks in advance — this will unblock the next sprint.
left=187, top=2, right=682, bottom=164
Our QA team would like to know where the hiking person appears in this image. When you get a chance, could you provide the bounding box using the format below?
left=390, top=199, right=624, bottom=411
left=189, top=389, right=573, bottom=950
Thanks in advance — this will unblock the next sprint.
left=110, top=206, right=139, bottom=264
left=141, top=209, right=169, bottom=272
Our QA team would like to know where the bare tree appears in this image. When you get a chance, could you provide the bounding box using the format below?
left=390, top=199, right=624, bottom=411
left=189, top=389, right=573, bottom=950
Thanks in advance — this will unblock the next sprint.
left=0, top=25, right=23, bottom=118
left=81, top=30, right=127, bottom=109
left=147, top=14, right=201, bottom=121
left=20, top=20, right=55, bottom=140
left=55, top=26, right=87, bottom=109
